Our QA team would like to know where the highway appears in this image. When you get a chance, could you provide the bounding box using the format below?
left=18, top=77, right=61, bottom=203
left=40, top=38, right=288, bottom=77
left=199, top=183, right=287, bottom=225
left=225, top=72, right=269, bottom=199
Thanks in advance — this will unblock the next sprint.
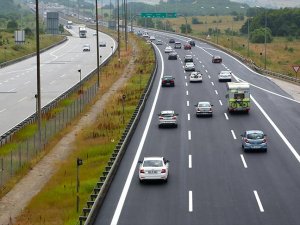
left=93, top=29, right=300, bottom=225
left=0, top=25, right=116, bottom=136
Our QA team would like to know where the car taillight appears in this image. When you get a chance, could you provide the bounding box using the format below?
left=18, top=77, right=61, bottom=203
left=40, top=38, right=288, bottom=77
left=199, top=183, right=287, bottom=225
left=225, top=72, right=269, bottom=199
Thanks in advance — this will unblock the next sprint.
left=172, top=116, right=176, bottom=119
left=244, top=138, right=249, bottom=143
left=161, top=169, right=166, bottom=173
left=170, top=80, right=174, bottom=83
left=262, top=138, right=267, bottom=143
left=159, top=116, right=164, bottom=120
left=140, top=169, right=144, bottom=173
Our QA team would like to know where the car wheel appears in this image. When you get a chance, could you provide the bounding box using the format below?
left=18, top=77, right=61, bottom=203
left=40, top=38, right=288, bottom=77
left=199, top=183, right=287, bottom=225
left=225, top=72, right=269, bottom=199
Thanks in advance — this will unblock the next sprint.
left=174, top=124, right=178, bottom=128
left=139, top=179, right=144, bottom=184
left=263, top=148, right=267, bottom=153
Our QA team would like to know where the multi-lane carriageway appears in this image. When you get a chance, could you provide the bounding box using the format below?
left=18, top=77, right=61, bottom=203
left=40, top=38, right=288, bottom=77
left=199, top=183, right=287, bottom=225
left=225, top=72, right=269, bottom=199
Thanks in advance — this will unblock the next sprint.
left=92, top=29, right=300, bottom=225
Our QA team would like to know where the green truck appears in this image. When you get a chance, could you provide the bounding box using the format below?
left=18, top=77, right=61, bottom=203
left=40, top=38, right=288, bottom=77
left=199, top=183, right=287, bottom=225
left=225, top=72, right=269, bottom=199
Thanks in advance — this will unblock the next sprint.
left=226, top=82, right=250, bottom=113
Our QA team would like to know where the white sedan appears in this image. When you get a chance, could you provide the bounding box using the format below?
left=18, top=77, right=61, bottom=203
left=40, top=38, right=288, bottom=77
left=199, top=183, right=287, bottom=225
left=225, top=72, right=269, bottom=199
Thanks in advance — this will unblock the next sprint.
left=189, top=71, right=202, bottom=82
left=164, top=46, right=173, bottom=53
left=184, top=62, right=195, bottom=71
left=138, top=157, right=169, bottom=183
left=218, top=70, right=232, bottom=82
left=82, top=44, right=90, bottom=51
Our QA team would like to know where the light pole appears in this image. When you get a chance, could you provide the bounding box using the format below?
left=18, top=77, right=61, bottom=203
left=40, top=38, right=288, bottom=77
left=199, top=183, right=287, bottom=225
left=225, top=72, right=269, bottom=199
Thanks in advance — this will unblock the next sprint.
left=35, top=0, right=42, bottom=150
left=95, top=0, right=100, bottom=87
left=111, top=46, right=113, bottom=55
left=121, top=95, right=126, bottom=124
left=225, top=6, right=233, bottom=49
left=211, top=6, right=219, bottom=44
left=240, top=6, right=250, bottom=57
left=200, top=6, right=207, bottom=35
left=256, top=6, right=267, bottom=69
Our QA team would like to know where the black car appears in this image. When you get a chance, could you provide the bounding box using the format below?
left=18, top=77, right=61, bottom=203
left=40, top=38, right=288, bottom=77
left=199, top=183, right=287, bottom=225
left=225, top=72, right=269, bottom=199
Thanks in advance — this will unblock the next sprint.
left=161, top=76, right=175, bottom=87
left=168, top=52, right=178, bottom=60
left=188, top=40, right=195, bottom=46
left=169, top=38, right=175, bottom=43
left=184, top=55, right=193, bottom=62
left=212, top=55, right=222, bottom=63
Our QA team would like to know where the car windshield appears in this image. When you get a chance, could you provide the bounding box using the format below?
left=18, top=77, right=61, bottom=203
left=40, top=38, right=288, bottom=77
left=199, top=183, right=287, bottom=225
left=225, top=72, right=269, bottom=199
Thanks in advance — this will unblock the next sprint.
left=143, top=160, right=163, bottom=167
left=198, top=102, right=210, bottom=107
left=247, top=133, right=264, bottom=139
left=185, top=55, right=192, bottom=58
left=163, top=76, right=173, bottom=80
left=83, top=44, right=89, bottom=47
left=161, top=113, right=174, bottom=117
left=220, top=71, right=231, bottom=75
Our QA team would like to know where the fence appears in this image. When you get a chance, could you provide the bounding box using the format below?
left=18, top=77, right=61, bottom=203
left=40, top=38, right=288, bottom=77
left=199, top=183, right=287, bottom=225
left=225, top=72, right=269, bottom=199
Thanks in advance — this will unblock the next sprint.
left=0, top=83, right=98, bottom=188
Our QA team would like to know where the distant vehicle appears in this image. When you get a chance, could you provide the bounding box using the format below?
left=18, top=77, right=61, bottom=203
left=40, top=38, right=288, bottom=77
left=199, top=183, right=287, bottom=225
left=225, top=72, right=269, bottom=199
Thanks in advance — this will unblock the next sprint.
left=194, top=101, right=213, bottom=117
left=156, top=39, right=163, bottom=45
left=158, top=110, right=178, bottom=128
left=138, top=157, right=169, bottom=183
left=241, top=130, right=267, bottom=152
left=184, top=55, right=193, bottom=62
left=188, top=40, right=195, bottom=46
left=226, top=82, right=250, bottom=113
left=79, top=26, right=87, bottom=38
left=82, top=44, right=90, bottom=51
left=99, top=41, right=106, bottom=47
left=142, top=32, right=149, bottom=38
left=184, top=43, right=192, bottom=50
left=189, top=71, right=202, bottom=83
left=161, top=75, right=175, bottom=87
left=212, top=55, right=222, bottom=63
left=150, top=35, right=156, bottom=41
left=174, top=41, right=181, bottom=49
left=184, top=62, right=195, bottom=71
left=164, top=46, right=173, bottom=53
left=168, top=51, right=178, bottom=60
left=66, top=20, right=73, bottom=29
left=218, top=70, right=232, bottom=82
left=169, top=38, right=175, bottom=43
left=136, top=30, right=143, bottom=36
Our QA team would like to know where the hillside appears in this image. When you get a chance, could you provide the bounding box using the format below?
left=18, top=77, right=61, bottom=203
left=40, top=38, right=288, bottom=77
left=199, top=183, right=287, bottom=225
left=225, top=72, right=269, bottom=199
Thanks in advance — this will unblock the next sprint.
left=230, top=0, right=300, bottom=8
left=0, top=0, right=19, bottom=16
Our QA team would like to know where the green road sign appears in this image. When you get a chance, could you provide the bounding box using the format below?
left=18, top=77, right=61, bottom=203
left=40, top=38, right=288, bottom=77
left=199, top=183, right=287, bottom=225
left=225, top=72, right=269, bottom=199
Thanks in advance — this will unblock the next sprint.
left=140, top=12, right=177, bottom=18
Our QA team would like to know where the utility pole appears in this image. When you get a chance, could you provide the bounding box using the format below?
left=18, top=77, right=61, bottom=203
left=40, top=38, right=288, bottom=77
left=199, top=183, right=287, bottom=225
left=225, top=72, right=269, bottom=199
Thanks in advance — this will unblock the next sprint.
left=35, top=0, right=42, bottom=150
left=95, top=0, right=100, bottom=87
left=117, top=0, right=120, bottom=60
left=264, top=9, right=267, bottom=69
left=125, top=0, right=128, bottom=51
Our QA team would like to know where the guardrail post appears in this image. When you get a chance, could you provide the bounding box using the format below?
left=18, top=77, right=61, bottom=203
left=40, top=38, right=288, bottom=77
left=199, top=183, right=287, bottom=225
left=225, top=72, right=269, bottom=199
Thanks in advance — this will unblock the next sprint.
left=0, top=158, right=3, bottom=187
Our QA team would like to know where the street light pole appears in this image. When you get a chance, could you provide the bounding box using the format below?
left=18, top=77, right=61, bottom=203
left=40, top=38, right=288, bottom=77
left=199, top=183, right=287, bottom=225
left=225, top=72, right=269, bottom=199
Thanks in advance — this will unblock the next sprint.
left=35, top=0, right=42, bottom=150
left=264, top=9, right=267, bottom=69
left=95, top=0, right=100, bottom=87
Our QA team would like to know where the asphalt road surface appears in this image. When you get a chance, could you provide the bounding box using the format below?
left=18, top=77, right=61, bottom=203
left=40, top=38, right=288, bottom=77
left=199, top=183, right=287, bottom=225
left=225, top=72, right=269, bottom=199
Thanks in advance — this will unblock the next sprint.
left=93, top=29, right=300, bottom=225
left=0, top=25, right=116, bottom=136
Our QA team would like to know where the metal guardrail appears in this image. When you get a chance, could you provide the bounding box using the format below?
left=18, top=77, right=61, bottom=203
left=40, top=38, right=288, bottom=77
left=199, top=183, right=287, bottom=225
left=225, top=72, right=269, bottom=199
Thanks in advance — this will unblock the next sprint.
left=0, top=37, right=118, bottom=145
left=78, top=43, right=158, bottom=225
left=142, top=26, right=300, bottom=85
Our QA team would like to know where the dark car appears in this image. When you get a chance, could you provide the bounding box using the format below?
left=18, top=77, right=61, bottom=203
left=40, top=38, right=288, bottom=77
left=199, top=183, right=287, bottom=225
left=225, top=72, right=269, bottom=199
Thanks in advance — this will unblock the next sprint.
left=168, top=52, right=178, bottom=60
left=241, top=130, right=267, bottom=152
left=184, top=43, right=192, bottom=50
left=184, top=55, right=193, bottom=62
left=188, top=40, right=195, bottom=46
left=212, top=55, right=222, bottom=63
left=161, top=76, right=175, bottom=87
left=169, top=38, right=175, bottom=43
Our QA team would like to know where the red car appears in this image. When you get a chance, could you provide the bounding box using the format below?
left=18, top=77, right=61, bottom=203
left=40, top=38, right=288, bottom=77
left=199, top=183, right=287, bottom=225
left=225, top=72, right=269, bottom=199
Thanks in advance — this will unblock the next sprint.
left=212, top=55, right=222, bottom=63
left=184, top=43, right=192, bottom=50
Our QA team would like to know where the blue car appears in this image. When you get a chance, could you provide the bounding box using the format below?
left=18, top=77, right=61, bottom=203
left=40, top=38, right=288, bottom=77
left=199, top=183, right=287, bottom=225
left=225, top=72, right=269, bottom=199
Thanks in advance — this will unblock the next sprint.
left=241, top=130, right=267, bottom=152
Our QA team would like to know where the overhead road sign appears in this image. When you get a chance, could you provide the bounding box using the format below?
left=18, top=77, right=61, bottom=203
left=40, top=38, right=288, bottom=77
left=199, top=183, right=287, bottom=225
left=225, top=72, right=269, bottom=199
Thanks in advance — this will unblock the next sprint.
left=140, top=12, right=177, bottom=18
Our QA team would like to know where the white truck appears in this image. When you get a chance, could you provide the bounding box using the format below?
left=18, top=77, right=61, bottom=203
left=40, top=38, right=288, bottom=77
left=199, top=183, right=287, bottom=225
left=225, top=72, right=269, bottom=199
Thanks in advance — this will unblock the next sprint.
left=66, top=20, right=73, bottom=29
left=226, top=82, right=250, bottom=113
left=79, top=26, right=87, bottom=38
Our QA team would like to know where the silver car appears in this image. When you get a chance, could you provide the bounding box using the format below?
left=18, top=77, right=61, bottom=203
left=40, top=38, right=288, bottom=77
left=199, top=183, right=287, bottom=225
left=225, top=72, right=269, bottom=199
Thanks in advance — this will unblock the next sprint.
left=194, top=101, right=213, bottom=117
left=185, top=62, right=195, bottom=71
left=138, top=157, right=169, bottom=183
left=158, top=110, right=178, bottom=128
left=218, top=70, right=232, bottom=82
left=241, top=130, right=267, bottom=152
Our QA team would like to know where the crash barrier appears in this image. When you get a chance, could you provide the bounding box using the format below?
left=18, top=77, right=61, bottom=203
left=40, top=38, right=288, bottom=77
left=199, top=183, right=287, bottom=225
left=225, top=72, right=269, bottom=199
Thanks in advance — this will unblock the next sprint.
left=78, top=44, right=158, bottom=225
left=0, top=39, right=118, bottom=189
left=0, top=35, right=68, bottom=69
left=142, top=27, right=300, bottom=85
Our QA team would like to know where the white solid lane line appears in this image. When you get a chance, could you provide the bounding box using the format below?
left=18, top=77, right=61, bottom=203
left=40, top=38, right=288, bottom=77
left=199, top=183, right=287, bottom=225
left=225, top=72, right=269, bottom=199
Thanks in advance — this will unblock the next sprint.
left=224, top=113, right=229, bottom=120
left=188, top=113, right=190, bottom=121
left=231, top=130, right=237, bottom=139
left=240, top=154, right=248, bottom=168
left=188, top=131, right=191, bottom=140
left=189, top=191, right=193, bottom=212
left=110, top=45, right=164, bottom=225
left=18, top=97, right=27, bottom=103
left=187, top=101, right=190, bottom=107
left=219, top=100, right=223, bottom=106
left=253, top=190, right=264, bottom=212
left=189, top=155, right=192, bottom=168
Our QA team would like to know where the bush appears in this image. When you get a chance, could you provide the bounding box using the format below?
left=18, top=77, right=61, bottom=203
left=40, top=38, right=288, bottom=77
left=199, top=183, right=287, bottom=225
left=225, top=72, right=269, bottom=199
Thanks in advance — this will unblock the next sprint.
left=192, top=17, right=200, bottom=24
left=7, top=20, right=18, bottom=31
left=12, top=44, right=25, bottom=51
left=250, top=28, right=273, bottom=43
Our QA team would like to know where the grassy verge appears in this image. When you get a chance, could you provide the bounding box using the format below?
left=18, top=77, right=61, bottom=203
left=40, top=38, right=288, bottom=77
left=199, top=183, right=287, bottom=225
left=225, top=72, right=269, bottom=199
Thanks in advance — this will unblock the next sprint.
left=168, top=15, right=300, bottom=76
left=14, top=33, right=155, bottom=224
left=0, top=32, right=65, bottom=64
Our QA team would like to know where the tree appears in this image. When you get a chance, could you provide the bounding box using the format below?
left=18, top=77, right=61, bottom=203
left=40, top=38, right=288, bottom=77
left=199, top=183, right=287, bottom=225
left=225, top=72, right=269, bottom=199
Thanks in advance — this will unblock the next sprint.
left=192, top=17, right=200, bottom=24
left=7, top=20, right=18, bottom=31
left=180, top=23, right=192, bottom=33
left=250, top=28, right=273, bottom=43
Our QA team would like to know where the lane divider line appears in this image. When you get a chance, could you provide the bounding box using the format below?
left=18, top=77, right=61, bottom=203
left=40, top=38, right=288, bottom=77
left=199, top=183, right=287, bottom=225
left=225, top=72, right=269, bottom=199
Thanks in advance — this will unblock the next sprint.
left=215, top=90, right=218, bottom=95
left=188, top=131, right=191, bottom=140
left=231, top=130, right=237, bottom=139
left=189, top=191, right=193, bottom=212
left=188, top=113, right=190, bottom=121
left=240, top=154, right=248, bottom=168
left=189, top=155, right=192, bottom=168
left=253, top=190, right=264, bottom=212
left=187, top=101, right=190, bottom=107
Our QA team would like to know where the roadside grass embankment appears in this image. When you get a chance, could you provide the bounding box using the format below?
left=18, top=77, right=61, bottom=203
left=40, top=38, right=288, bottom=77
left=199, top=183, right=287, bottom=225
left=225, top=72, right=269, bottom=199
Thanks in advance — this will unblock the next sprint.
left=0, top=32, right=65, bottom=64
left=168, top=15, right=300, bottom=77
left=13, top=33, right=155, bottom=224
